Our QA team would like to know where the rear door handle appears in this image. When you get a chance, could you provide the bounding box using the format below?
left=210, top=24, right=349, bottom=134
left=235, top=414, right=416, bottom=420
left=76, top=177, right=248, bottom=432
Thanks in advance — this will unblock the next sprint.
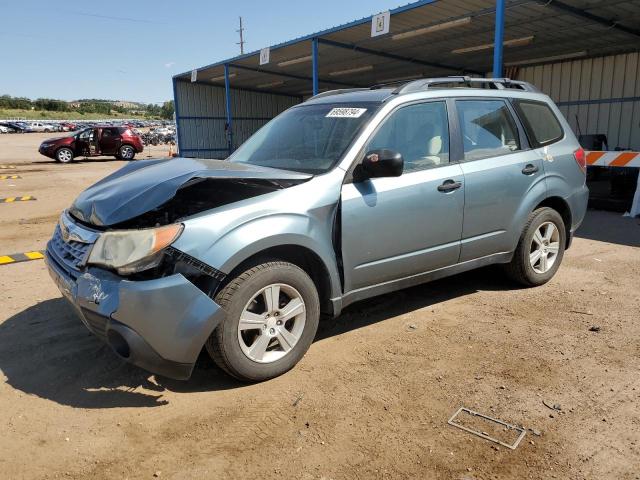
left=522, top=164, right=539, bottom=175
left=437, top=179, right=462, bottom=192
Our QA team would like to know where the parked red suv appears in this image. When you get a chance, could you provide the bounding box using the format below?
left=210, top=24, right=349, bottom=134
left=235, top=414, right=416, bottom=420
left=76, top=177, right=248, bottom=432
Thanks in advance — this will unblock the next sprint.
left=38, top=126, right=144, bottom=163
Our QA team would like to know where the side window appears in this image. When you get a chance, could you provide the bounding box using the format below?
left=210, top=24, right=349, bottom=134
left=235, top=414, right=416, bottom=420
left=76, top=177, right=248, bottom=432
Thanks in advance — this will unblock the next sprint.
left=456, top=100, right=521, bottom=161
left=366, top=101, right=449, bottom=172
left=78, top=129, right=91, bottom=140
left=514, top=100, right=564, bottom=147
left=102, top=129, right=112, bottom=138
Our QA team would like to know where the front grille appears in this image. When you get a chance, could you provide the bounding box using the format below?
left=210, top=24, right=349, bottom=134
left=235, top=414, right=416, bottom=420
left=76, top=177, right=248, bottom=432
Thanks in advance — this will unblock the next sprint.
left=48, top=224, right=92, bottom=274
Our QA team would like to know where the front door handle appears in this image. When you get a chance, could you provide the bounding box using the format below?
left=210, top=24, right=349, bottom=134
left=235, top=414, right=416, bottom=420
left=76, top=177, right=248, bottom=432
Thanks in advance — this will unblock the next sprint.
left=437, top=179, right=462, bottom=192
left=522, top=164, right=539, bottom=175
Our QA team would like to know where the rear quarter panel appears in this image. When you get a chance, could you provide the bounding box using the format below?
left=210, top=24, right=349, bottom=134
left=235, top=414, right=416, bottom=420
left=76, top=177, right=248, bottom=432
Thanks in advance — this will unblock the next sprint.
left=540, top=99, right=588, bottom=231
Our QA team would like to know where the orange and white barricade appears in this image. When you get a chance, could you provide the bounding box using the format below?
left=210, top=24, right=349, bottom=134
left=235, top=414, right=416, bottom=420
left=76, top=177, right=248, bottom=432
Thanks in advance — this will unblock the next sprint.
left=585, top=151, right=640, bottom=217
left=586, top=151, right=640, bottom=168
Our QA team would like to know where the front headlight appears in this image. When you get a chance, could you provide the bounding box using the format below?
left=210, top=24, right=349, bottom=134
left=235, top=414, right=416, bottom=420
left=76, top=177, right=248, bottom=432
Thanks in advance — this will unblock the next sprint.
left=87, top=223, right=183, bottom=275
left=41, top=143, right=52, bottom=148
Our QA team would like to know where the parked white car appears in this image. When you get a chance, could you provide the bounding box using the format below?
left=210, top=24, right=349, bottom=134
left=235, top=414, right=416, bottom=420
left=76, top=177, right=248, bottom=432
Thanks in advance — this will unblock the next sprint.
left=0, top=125, right=9, bottom=134
left=29, top=122, right=55, bottom=133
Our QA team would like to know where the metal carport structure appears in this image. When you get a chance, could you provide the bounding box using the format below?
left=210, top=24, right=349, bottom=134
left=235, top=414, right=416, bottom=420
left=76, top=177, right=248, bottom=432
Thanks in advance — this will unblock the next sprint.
left=173, top=0, right=640, bottom=158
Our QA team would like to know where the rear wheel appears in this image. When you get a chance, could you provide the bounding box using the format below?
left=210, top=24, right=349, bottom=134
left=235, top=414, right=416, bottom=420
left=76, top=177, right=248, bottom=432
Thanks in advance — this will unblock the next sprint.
left=206, top=261, right=320, bottom=382
left=119, top=144, right=135, bottom=160
left=55, top=147, right=74, bottom=163
left=504, top=207, right=566, bottom=286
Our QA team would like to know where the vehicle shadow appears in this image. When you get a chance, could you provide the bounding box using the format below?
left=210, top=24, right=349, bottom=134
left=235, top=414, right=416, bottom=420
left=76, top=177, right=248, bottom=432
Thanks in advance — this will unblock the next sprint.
left=32, top=158, right=128, bottom=165
left=0, top=267, right=514, bottom=408
left=317, top=266, right=516, bottom=340
left=575, top=209, right=640, bottom=247
left=0, top=298, right=242, bottom=409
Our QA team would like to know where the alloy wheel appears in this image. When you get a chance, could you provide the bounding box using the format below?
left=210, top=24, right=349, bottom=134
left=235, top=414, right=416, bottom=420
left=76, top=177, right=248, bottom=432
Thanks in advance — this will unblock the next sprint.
left=529, top=221, right=560, bottom=274
left=57, top=149, right=72, bottom=162
left=121, top=146, right=134, bottom=159
left=237, top=283, right=306, bottom=363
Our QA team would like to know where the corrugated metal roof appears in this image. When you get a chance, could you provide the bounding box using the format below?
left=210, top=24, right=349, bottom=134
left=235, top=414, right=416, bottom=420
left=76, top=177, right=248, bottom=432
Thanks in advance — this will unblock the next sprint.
left=175, top=0, right=640, bottom=96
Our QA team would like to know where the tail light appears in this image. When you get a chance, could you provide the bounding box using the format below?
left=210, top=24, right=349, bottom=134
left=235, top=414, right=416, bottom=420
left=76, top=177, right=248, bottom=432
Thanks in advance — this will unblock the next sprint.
left=573, top=147, right=586, bottom=173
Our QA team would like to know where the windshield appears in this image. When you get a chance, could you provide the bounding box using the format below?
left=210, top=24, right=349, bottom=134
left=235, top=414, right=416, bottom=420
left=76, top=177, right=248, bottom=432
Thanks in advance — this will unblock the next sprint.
left=229, top=102, right=378, bottom=174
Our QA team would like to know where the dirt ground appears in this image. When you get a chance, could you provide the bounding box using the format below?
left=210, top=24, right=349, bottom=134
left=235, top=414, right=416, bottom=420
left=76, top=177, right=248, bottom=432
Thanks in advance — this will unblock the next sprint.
left=1, top=132, right=639, bottom=480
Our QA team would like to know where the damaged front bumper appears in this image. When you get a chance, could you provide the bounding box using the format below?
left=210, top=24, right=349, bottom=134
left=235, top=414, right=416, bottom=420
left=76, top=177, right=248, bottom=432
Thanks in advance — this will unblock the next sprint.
left=45, top=248, right=225, bottom=380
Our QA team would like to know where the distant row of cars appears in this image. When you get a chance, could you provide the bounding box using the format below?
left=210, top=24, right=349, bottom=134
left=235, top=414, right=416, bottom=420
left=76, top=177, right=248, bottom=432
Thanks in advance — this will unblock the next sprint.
left=0, top=119, right=173, bottom=134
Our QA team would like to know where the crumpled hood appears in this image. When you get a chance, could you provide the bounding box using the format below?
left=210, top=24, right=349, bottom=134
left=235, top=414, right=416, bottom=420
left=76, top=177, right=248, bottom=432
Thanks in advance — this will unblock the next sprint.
left=70, top=157, right=312, bottom=227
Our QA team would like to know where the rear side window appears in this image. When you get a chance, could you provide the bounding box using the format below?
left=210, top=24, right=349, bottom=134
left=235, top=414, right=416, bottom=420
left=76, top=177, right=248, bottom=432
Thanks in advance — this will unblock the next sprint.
left=456, top=100, right=521, bottom=161
left=513, top=100, right=564, bottom=147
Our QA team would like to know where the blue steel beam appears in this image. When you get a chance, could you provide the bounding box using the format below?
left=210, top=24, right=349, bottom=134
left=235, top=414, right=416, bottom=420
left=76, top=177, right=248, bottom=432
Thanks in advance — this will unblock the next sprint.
left=312, top=37, right=319, bottom=96
left=317, top=38, right=476, bottom=74
left=227, top=63, right=363, bottom=88
left=493, top=0, right=506, bottom=78
left=534, top=0, right=640, bottom=39
left=224, top=64, right=233, bottom=156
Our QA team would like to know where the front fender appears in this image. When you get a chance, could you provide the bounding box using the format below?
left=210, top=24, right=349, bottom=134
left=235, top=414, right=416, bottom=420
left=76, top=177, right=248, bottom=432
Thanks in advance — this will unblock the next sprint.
left=175, top=210, right=342, bottom=299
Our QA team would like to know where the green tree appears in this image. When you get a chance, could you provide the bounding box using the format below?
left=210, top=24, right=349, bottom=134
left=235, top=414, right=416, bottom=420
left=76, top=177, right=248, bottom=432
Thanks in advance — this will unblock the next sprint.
left=160, top=100, right=175, bottom=119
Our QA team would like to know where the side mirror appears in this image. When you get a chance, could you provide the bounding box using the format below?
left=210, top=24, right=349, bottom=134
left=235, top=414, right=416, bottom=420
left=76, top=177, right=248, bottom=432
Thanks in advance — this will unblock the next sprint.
left=357, top=149, right=403, bottom=180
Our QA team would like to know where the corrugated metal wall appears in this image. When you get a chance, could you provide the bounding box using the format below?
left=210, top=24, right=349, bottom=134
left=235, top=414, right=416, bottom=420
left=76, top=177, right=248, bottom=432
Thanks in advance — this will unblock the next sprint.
left=518, top=52, right=640, bottom=150
left=174, top=81, right=300, bottom=158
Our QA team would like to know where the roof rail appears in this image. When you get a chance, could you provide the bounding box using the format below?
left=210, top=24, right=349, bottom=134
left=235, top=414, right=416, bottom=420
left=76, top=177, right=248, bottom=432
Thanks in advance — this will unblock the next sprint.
left=392, top=76, right=540, bottom=94
left=306, top=88, right=369, bottom=101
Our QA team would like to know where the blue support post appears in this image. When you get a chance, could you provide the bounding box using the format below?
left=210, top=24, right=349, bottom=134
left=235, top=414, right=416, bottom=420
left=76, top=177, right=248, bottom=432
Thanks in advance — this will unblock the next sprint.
left=311, top=37, right=319, bottom=96
left=492, top=0, right=506, bottom=78
left=224, top=64, right=233, bottom=157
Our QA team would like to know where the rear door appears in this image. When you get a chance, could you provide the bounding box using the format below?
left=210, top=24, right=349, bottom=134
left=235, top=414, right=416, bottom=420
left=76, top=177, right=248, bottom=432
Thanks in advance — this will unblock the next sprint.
left=455, top=98, right=546, bottom=261
left=341, top=100, right=465, bottom=292
left=99, top=127, right=119, bottom=154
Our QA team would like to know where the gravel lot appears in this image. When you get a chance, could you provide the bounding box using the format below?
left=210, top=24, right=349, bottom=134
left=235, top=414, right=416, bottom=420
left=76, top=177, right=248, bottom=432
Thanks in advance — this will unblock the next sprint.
left=1, top=132, right=639, bottom=479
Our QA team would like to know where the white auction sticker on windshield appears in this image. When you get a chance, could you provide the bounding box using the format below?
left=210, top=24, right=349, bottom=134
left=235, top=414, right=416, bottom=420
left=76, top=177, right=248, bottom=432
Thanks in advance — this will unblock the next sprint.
left=326, top=107, right=367, bottom=118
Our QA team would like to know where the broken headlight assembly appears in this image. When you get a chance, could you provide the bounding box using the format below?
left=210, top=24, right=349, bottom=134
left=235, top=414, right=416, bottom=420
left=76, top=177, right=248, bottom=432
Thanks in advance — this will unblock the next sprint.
left=87, top=223, right=184, bottom=275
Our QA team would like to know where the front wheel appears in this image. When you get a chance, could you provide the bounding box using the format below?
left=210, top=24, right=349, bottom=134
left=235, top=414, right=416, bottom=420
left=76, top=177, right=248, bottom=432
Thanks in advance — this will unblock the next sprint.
left=504, top=207, right=566, bottom=286
left=55, top=147, right=74, bottom=163
left=119, top=144, right=135, bottom=160
left=206, top=261, right=320, bottom=382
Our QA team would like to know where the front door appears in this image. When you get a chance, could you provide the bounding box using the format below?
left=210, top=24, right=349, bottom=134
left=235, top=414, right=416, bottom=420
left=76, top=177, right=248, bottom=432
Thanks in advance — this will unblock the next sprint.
left=88, top=128, right=101, bottom=156
left=341, top=100, right=464, bottom=293
left=454, top=98, right=546, bottom=261
left=75, top=128, right=92, bottom=156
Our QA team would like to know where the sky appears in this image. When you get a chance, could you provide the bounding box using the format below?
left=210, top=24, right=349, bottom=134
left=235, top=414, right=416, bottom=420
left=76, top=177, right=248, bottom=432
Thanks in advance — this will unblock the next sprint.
left=0, top=0, right=398, bottom=104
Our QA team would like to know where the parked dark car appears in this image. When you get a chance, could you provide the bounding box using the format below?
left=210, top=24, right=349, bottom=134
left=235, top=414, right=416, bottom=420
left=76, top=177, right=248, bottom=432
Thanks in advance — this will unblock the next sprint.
left=38, top=126, right=144, bottom=163
left=1, top=121, right=31, bottom=133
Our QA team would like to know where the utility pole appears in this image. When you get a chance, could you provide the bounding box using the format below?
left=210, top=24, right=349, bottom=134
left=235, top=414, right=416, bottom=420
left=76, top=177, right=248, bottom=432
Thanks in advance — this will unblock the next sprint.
left=236, top=16, right=245, bottom=54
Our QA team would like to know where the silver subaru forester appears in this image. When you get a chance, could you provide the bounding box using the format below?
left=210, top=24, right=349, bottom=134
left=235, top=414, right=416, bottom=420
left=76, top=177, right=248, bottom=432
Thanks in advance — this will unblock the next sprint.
left=46, top=77, right=588, bottom=381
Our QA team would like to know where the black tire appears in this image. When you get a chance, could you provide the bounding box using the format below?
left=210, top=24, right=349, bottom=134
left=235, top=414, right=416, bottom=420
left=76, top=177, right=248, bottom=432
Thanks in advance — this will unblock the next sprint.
left=206, top=261, right=320, bottom=382
left=119, top=144, right=136, bottom=160
left=55, top=147, right=74, bottom=163
left=504, top=207, right=566, bottom=287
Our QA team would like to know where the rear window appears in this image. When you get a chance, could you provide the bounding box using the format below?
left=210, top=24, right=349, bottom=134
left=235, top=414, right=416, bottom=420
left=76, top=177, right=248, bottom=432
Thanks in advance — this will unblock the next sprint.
left=514, top=100, right=564, bottom=147
left=456, top=99, right=521, bottom=161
